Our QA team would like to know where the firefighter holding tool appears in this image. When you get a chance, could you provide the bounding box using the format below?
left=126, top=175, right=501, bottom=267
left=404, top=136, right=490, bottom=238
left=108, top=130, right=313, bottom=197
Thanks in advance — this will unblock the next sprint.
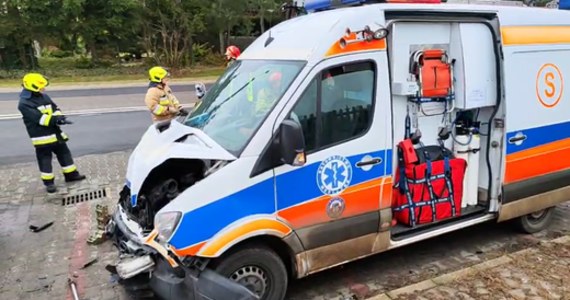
left=145, top=66, right=189, bottom=123
left=18, top=73, right=86, bottom=193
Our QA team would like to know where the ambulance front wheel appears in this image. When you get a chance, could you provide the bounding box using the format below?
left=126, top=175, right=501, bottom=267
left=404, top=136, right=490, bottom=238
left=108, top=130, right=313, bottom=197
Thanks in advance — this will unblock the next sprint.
left=514, top=206, right=556, bottom=234
left=212, top=245, right=288, bottom=300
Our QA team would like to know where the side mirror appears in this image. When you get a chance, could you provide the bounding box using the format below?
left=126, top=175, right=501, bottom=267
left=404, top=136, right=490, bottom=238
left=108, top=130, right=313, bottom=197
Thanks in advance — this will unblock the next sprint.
left=195, top=82, right=206, bottom=99
left=279, top=119, right=306, bottom=166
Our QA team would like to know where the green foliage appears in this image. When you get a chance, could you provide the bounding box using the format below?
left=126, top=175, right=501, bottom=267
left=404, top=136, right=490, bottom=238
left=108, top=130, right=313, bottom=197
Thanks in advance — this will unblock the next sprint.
left=0, top=0, right=286, bottom=71
left=201, top=52, right=227, bottom=67
left=192, top=43, right=213, bottom=61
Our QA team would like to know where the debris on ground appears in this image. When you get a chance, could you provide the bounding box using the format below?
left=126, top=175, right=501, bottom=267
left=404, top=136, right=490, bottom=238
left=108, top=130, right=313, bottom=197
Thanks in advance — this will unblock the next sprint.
left=87, top=204, right=110, bottom=245
left=29, top=221, right=54, bottom=232
left=81, top=258, right=98, bottom=269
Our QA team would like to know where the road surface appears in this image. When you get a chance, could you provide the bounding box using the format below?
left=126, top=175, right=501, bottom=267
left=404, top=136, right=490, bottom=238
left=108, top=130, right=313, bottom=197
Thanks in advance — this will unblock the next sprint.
left=0, top=83, right=215, bottom=165
left=0, top=111, right=152, bottom=166
left=0, top=83, right=212, bottom=117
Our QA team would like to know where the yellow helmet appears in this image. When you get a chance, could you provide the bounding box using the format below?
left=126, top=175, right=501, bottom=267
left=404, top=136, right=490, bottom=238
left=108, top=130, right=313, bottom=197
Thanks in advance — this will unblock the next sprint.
left=22, top=73, right=49, bottom=92
left=149, top=66, right=170, bottom=83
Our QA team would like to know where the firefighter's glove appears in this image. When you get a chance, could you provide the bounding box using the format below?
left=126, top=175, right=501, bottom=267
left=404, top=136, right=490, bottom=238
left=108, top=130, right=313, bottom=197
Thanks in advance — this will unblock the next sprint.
left=55, top=115, right=72, bottom=125
left=178, top=108, right=189, bottom=116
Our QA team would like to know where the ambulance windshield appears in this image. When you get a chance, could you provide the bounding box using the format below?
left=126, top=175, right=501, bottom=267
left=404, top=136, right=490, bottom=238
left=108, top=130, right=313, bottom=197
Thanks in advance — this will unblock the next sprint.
left=184, top=59, right=305, bottom=155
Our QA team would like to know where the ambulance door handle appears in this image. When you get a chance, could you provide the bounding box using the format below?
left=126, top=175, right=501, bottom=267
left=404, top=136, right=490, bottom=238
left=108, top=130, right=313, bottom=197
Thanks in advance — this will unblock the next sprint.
left=356, top=158, right=382, bottom=167
left=508, top=134, right=527, bottom=144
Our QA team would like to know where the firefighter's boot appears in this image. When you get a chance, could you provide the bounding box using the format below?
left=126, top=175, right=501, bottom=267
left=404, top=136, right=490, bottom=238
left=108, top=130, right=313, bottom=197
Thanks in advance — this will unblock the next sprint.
left=64, top=171, right=86, bottom=183
left=46, top=184, right=57, bottom=194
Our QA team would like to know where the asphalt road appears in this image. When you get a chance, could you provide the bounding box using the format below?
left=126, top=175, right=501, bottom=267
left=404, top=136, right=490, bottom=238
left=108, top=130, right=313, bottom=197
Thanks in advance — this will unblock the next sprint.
left=0, top=83, right=208, bottom=101
left=0, top=111, right=151, bottom=166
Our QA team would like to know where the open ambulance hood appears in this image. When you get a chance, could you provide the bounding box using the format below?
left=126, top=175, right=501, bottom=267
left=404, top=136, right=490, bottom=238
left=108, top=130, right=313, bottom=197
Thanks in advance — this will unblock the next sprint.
left=125, top=120, right=237, bottom=207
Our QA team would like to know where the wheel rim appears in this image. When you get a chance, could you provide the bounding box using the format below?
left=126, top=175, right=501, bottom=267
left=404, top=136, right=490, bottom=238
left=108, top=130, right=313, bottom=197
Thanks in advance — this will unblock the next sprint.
left=528, top=209, right=547, bottom=223
left=230, top=265, right=269, bottom=297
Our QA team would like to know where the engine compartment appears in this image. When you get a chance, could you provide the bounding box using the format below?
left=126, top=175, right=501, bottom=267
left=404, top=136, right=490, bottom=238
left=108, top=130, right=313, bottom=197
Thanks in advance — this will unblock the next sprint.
left=119, top=158, right=228, bottom=232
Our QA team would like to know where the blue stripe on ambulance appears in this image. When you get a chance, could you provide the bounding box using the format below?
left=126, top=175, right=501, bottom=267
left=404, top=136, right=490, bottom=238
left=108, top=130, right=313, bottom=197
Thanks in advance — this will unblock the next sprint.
left=506, top=120, right=570, bottom=155
left=168, top=149, right=392, bottom=250
left=276, top=150, right=391, bottom=210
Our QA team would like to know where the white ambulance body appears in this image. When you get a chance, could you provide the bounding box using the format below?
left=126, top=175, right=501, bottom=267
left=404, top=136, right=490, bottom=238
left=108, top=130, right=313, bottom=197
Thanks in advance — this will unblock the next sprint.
left=107, top=3, right=570, bottom=299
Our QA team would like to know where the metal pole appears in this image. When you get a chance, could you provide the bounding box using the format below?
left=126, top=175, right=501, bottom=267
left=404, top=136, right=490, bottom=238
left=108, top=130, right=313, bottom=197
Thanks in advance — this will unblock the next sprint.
left=68, top=278, right=80, bottom=300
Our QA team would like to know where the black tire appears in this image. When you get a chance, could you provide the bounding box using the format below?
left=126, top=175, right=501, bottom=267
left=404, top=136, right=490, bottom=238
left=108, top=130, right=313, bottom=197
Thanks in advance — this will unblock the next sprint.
left=212, top=246, right=288, bottom=300
left=514, top=207, right=556, bottom=234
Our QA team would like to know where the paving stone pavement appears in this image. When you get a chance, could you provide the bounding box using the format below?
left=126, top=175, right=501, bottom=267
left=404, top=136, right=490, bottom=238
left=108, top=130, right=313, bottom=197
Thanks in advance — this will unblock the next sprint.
left=367, top=236, right=570, bottom=300
left=0, top=151, right=131, bottom=300
left=0, top=149, right=569, bottom=300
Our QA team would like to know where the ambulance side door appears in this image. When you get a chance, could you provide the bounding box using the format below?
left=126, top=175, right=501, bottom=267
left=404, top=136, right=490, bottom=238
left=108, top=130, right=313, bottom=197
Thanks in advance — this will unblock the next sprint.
left=272, top=53, right=391, bottom=265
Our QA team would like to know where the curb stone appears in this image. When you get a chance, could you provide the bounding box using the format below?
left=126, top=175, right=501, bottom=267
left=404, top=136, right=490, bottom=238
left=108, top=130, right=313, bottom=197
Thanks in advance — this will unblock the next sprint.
left=364, top=235, right=569, bottom=300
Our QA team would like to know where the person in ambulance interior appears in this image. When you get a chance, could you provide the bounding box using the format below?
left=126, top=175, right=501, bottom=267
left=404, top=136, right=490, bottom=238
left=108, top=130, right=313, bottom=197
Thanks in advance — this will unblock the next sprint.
left=18, top=73, right=87, bottom=193
left=145, top=66, right=189, bottom=123
left=238, top=71, right=283, bottom=136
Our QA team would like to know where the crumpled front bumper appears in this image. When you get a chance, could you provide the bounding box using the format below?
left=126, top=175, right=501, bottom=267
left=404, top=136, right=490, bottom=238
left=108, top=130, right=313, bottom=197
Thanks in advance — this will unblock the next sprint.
left=106, top=205, right=259, bottom=300
left=151, top=258, right=260, bottom=300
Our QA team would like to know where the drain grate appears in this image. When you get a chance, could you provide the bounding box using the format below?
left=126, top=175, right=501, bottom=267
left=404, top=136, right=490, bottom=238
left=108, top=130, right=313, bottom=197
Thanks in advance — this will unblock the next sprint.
left=62, top=189, right=107, bottom=206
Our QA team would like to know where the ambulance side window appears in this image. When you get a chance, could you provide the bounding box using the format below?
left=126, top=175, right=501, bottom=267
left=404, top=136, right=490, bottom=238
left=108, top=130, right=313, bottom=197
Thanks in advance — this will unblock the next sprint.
left=290, top=61, right=375, bottom=152
left=290, top=78, right=318, bottom=151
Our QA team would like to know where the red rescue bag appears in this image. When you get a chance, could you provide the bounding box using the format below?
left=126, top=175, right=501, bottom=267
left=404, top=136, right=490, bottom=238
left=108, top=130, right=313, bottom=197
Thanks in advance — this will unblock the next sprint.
left=392, top=148, right=467, bottom=227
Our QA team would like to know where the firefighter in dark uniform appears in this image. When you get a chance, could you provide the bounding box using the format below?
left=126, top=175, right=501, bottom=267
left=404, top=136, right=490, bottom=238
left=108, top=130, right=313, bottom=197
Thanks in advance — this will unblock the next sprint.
left=18, top=73, right=86, bottom=193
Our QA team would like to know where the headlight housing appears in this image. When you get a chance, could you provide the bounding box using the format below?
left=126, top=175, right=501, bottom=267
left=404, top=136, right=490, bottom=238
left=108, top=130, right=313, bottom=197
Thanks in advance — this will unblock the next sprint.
left=154, top=211, right=181, bottom=243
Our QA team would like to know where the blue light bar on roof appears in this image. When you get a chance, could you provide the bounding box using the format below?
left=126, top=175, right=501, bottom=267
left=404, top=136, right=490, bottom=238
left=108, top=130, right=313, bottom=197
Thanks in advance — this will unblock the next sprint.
left=303, top=0, right=367, bottom=12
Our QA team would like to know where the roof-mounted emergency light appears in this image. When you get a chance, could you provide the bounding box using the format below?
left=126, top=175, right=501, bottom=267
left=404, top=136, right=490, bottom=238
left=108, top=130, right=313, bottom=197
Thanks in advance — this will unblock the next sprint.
left=302, top=0, right=442, bottom=13
left=385, top=0, right=442, bottom=3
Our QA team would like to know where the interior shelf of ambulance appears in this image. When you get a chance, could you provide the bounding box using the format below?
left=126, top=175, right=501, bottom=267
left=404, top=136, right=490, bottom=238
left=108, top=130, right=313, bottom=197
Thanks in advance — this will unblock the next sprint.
left=387, top=21, right=499, bottom=240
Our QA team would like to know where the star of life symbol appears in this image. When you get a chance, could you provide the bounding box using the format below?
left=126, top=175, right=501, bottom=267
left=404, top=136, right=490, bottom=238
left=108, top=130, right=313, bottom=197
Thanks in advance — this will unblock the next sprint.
left=317, top=155, right=353, bottom=195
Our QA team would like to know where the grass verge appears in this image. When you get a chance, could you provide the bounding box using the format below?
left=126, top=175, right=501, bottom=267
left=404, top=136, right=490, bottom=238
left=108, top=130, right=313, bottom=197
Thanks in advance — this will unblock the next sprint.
left=0, top=67, right=225, bottom=88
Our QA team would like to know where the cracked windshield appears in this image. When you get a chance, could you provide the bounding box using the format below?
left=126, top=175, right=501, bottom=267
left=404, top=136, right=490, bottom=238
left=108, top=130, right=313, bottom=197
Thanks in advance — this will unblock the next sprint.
left=183, top=60, right=305, bottom=155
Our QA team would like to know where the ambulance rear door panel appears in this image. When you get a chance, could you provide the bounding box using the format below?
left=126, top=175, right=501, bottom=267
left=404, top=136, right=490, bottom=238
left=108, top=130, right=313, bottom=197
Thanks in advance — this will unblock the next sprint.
left=500, top=23, right=570, bottom=211
left=274, top=52, right=392, bottom=255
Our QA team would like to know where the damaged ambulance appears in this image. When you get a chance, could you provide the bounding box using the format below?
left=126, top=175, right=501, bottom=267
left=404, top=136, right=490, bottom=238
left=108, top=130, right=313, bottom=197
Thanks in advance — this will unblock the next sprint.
left=105, top=1, right=570, bottom=299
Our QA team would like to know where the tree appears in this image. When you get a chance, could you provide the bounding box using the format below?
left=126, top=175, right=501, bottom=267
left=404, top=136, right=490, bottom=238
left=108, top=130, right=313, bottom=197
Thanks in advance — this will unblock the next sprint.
left=208, top=0, right=248, bottom=54
left=249, top=0, right=281, bottom=34
left=60, top=0, right=142, bottom=62
left=0, top=0, right=38, bottom=69
left=141, top=0, right=207, bottom=69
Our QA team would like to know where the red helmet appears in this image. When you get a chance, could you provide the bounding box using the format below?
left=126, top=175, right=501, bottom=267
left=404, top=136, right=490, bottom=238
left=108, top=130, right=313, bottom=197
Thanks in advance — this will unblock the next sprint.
left=225, top=45, right=241, bottom=60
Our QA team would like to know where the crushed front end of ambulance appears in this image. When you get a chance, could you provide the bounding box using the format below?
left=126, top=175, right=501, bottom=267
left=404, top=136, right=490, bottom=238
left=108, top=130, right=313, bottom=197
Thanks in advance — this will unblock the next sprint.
left=104, top=120, right=259, bottom=299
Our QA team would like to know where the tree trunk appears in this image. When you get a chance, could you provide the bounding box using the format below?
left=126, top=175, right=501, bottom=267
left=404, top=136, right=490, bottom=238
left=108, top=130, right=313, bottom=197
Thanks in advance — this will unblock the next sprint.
left=89, top=43, right=98, bottom=63
left=226, top=24, right=231, bottom=48
left=219, top=31, right=225, bottom=55
left=187, top=35, right=194, bottom=67
left=18, top=46, right=28, bottom=69
left=260, top=13, right=265, bottom=33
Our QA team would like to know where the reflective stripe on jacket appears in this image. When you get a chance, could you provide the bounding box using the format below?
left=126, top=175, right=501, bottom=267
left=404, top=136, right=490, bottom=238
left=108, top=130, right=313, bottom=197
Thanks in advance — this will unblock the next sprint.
left=17, top=89, right=69, bottom=148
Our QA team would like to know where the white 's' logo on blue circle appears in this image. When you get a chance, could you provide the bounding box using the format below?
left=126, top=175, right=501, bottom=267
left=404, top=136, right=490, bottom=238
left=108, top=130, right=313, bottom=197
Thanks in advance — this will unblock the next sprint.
left=317, top=155, right=352, bottom=195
